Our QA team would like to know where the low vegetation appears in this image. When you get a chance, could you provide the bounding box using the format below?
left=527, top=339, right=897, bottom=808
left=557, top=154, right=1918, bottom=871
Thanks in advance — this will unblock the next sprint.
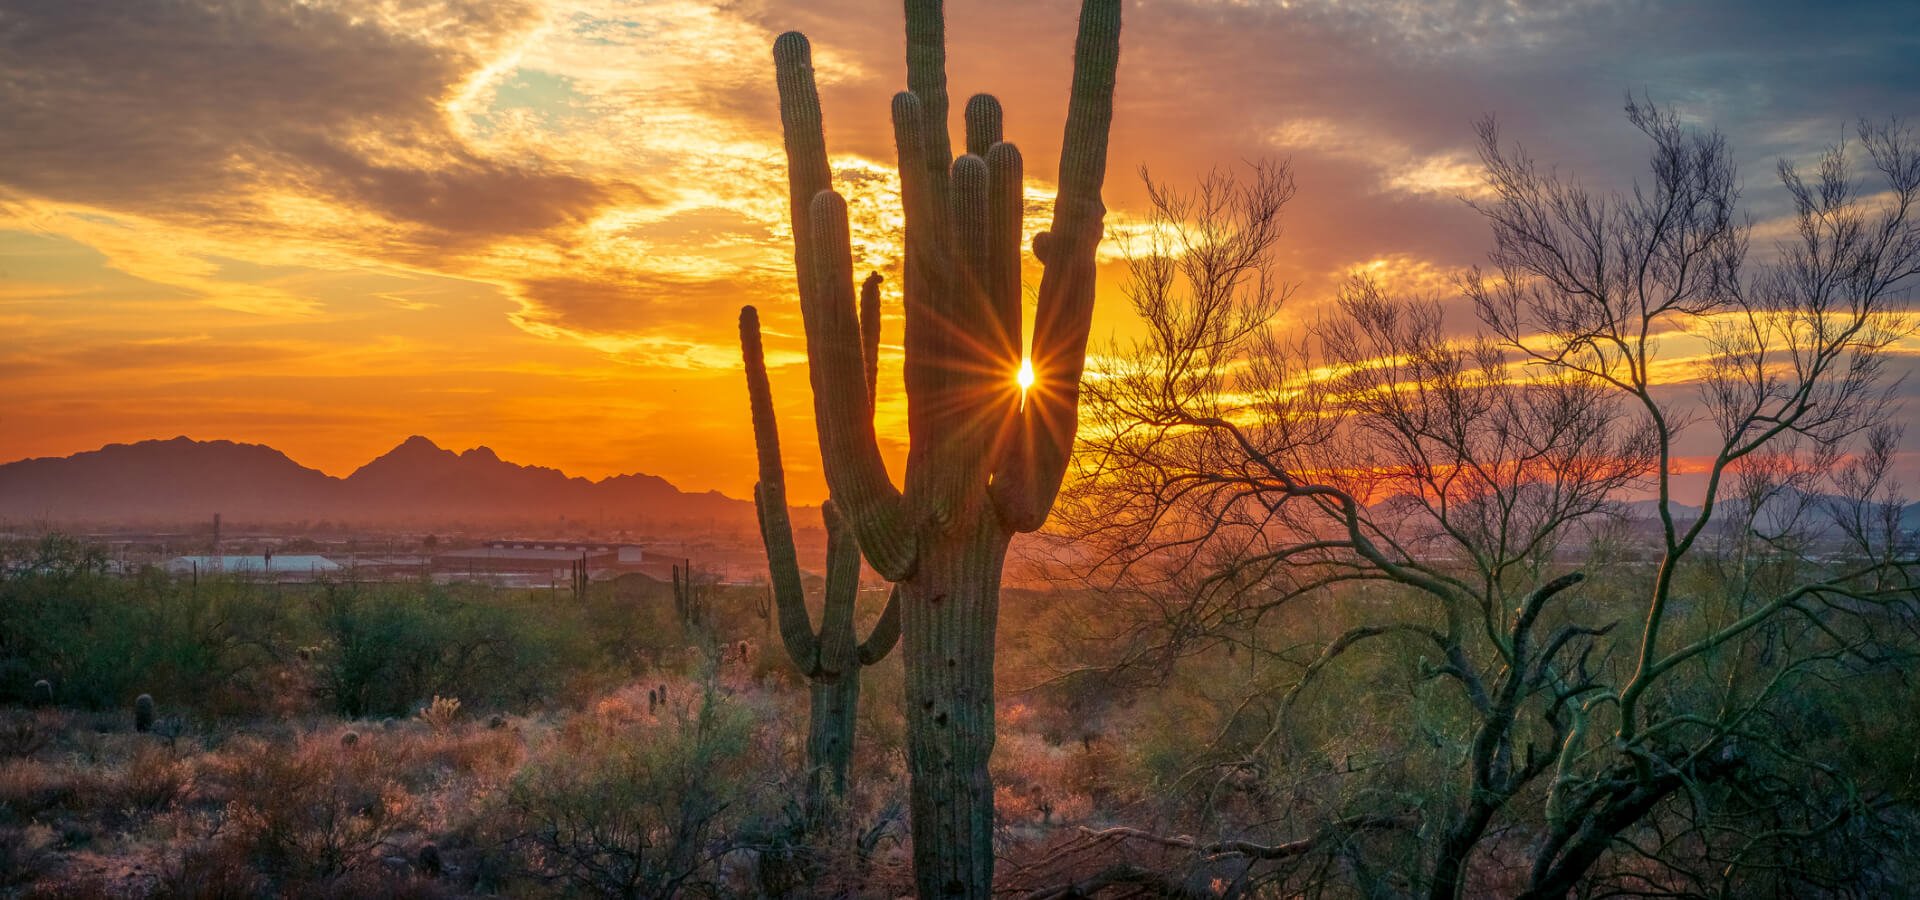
left=4, top=527, right=1913, bottom=896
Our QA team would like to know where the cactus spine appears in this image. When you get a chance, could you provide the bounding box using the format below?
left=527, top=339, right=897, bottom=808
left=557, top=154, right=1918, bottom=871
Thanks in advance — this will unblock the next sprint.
left=740, top=305, right=902, bottom=824
left=766, top=3, right=1120, bottom=893
left=133, top=693, right=155, bottom=733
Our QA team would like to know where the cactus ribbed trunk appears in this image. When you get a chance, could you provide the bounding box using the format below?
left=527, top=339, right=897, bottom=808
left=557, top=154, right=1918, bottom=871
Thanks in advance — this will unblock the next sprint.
left=900, top=516, right=1007, bottom=897
left=805, top=665, right=860, bottom=799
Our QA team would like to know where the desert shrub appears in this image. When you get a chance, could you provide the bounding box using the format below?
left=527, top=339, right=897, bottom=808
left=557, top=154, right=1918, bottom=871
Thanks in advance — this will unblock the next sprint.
left=0, top=759, right=104, bottom=822
left=312, top=586, right=450, bottom=718
left=111, top=742, right=191, bottom=814
left=152, top=842, right=270, bottom=899
left=503, top=678, right=762, bottom=897
left=0, top=712, right=52, bottom=761
left=0, top=544, right=299, bottom=716
left=581, top=586, right=693, bottom=676
left=0, top=539, right=133, bottom=710
left=311, top=583, right=595, bottom=718
left=202, top=735, right=418, bottom=884
left=139, top=576, right=301, bottom=716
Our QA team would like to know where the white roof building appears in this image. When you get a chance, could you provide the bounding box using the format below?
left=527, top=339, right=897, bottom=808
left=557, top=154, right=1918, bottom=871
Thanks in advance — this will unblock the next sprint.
left=165, top=554, right=342, bottom=575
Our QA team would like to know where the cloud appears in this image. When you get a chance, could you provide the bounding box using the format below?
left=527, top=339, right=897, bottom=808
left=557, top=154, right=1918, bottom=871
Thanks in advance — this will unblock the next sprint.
left=0, top=0, right=615, bottom=243
left=2, top=0, right=1916, bottom=496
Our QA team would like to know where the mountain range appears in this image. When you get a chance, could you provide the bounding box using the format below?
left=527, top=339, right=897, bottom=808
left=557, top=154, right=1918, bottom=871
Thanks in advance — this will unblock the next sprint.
left=0, top=436, right=758, bottom=529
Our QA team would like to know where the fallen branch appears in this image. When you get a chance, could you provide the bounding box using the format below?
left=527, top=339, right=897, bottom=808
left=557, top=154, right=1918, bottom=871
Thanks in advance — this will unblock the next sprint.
left=1077, top=814, right=1413, bottom=861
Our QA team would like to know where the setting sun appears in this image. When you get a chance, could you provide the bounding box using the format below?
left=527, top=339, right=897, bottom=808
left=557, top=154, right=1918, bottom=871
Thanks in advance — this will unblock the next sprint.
left=2, top=4, right=1919, bottom=896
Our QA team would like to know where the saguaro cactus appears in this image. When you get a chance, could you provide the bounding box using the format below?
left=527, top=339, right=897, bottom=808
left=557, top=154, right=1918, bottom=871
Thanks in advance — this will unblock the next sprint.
left=767, top=2, right=1120, bottom=893
left=741, top=304, right=902, bottom=823
left=671, top=559, right=707, bottom=629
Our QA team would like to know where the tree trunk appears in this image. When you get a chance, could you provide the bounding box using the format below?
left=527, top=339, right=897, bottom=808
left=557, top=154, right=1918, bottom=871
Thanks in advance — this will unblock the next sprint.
left=1428, top=801, right=1497, bottom=900
left=805, top=665, right=860, bottom=819
left=900, top=512, right=1008, bottom=898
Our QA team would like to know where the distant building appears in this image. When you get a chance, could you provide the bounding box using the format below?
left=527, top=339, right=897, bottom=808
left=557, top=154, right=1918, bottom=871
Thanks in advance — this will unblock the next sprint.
left=429, top=541, right=642, bottom=576
left=165, top=554, right=341, bottom=578
left=481, top=540, right=644, bottom=564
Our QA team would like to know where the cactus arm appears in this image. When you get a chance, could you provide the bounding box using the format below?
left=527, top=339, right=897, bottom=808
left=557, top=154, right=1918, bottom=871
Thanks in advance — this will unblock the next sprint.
left=741, top=305, right=823, bottom=674
left=1048, top=0, right=1120, bottom=239
left=777, top=33, right=915, bottom=580
left=964, top=94, right=1003, bottom=158
left=941, top=153, right=1008, bottom=510
left=986, top=140, right=1026, bottom=476
left=816, top=501, right=862, bottom=677
left=986, top=140, right=1025, bottom=376
left=951, top=154, right=992, bottom=316
left=950, top=153, right=997, bottom=413
left=894, top=90, right=970, bottom=524
left=858, top=586, right=903, bottom=666
left=860, top=272, right=883, bottom=410
left=904, top=0, right=953, bottom=184
left=848, top=275, right=901, bottom=669
left=948, top=154, right=990, bottom=295
left=991, top=0, right=1121, bottom=533
left=806, top=190, right=919, bottom=580
left=774, top=33, right=833, bottom=325
left=968, top=92, right=1020, bottom=388
left=899, top=4, right=952, bottom=492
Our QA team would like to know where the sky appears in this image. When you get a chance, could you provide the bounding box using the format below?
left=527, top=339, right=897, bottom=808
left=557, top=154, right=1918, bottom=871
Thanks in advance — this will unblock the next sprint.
left=0, top=0, right=1916, bottom=503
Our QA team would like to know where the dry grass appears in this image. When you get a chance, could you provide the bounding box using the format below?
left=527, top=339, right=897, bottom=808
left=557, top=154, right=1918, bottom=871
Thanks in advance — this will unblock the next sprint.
left=0, top=667, right=881, bottom=896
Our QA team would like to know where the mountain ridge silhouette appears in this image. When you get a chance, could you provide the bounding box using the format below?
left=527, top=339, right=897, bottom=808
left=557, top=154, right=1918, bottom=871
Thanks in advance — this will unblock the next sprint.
left=0, top=436, right=756, bottom=528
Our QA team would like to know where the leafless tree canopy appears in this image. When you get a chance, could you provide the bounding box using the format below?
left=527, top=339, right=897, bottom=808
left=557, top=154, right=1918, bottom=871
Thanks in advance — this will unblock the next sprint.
left=1050, top=101, right=1920, bottom=898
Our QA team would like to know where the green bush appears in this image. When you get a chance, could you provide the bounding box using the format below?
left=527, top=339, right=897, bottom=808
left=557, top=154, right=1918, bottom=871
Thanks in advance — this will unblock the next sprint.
left=311, top=583, right=596, bottom=718
left=0, top=538, right=297, bottom=714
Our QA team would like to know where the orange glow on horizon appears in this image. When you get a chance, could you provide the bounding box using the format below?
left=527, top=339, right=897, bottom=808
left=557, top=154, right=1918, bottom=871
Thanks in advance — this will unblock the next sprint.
left=4, top=0, right=1917, bottom=502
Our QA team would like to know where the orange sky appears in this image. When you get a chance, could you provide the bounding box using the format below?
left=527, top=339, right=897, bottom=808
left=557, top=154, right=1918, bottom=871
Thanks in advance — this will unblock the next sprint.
left=2, top=0, right=1915, bottom=502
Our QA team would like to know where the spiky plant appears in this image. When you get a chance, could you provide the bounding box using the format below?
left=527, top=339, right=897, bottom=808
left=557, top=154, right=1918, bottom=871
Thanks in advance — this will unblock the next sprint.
left=418, top=695, right=460, bottom=734
left=740, top=304, right=901, bottom=824
left=133, top=693, right=155, bottom=733
left=765, top=2, right=1120, bottom=892
left=671, top=559, right=708, bottom=630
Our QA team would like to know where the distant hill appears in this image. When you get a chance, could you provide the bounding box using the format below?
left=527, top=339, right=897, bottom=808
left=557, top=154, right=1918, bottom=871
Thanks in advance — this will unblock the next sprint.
left=0, top=436, right=758, bottom=529
left=1619, top=498, right=1703, bottom=523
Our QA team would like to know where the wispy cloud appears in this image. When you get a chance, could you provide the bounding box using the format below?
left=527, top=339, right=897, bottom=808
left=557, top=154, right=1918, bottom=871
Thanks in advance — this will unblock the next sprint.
left=0, top=0, right=1914, bottom=496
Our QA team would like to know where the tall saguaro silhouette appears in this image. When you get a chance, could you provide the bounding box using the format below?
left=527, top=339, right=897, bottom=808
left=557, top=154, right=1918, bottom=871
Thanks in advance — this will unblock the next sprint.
left=739, top=304, right=901, bottom=822
left=766, top=1, right=1121, bottom=893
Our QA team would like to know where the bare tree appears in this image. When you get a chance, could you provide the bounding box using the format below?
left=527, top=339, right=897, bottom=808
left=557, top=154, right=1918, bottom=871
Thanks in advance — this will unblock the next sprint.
left=1056, top=104, right=1920, bottom=898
